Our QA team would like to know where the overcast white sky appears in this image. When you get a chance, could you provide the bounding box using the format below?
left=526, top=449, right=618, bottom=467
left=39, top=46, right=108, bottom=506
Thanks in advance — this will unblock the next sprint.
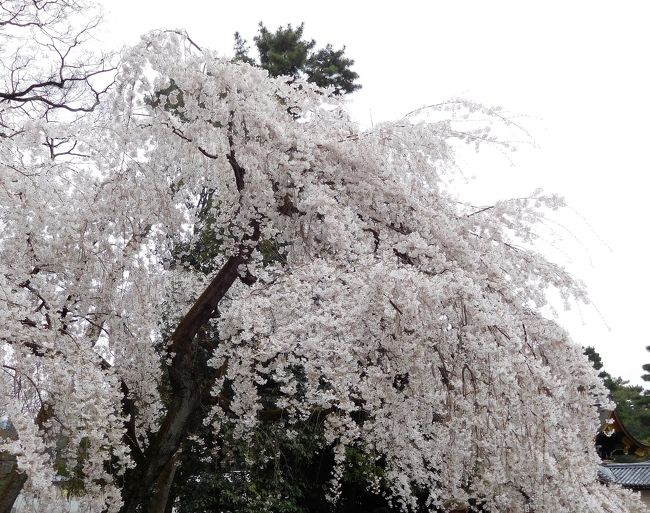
left=100, top=0, right=650, bottom=385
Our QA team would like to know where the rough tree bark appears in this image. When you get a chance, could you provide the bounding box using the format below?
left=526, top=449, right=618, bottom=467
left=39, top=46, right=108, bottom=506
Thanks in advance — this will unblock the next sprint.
left=148, top=456, right=178, bottom=513
left=0, top=459, right=27, bottom=513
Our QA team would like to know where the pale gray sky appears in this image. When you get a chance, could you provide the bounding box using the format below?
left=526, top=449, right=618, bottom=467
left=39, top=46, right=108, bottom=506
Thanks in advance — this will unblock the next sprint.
left=100, top=0, right=650, bottom=385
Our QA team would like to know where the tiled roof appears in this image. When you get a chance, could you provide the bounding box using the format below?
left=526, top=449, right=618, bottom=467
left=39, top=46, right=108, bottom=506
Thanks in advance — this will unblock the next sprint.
left=597, top=465, right=616, bottom=484
left=603, top=463, right=650, bottom=489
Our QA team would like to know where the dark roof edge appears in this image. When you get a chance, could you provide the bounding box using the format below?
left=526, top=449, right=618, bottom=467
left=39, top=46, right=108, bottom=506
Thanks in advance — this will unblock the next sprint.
left=611, top=409, right=650, bottom=451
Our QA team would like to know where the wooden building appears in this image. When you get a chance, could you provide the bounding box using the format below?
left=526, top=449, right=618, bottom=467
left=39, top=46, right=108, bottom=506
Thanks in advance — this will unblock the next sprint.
left=596, top=409, right=650, bottom=461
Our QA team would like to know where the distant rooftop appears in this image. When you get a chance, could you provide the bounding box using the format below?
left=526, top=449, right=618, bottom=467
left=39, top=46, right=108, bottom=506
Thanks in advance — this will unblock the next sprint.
left=603, top=463, right=650, bottom=490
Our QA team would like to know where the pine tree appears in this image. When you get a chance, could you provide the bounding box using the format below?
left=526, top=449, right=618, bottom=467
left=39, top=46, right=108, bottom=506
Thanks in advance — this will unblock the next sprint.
left=234, top=22, right=361, bottom=95
left=233, top=32, right=255, bottom=66
left=642, top=345, right=650, bottom=383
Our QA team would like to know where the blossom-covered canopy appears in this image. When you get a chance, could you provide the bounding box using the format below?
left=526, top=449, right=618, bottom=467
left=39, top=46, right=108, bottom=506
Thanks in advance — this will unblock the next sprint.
left=0, top=30, right=644, bottom=513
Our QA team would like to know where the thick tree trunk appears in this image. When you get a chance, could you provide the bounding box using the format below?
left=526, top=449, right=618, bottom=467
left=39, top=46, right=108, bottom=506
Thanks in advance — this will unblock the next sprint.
left=147, top=454, right=178, bottom=513
left=119, top=218, right=259, bottom=513
left=119, top=387, right=200, bottom=513
left=0, top=457, right=27, bottom=513
left=118, top=260, right=237, bottom=513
